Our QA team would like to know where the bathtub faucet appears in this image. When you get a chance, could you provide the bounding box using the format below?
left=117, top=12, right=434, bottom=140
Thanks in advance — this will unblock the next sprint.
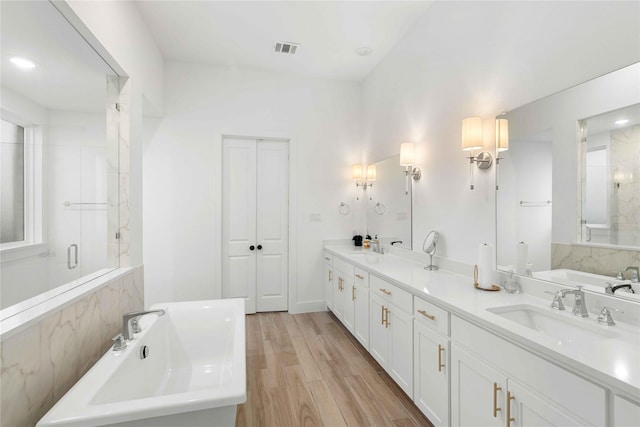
left=122, top=309, right=166, bottom=341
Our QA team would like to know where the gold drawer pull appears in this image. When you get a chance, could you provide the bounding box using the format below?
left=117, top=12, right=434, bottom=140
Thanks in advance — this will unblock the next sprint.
left=379, top=288, right=392, bottom=296
left=507, top=391, right=515, bottom=424
left=352, top=286, right=355, bottom=301
left=437, top=344, right=445, bottom=372
left=338, top=277, right=343, bottom=291
left=417, top=309, right=436, bottom=321
left=355, top=274, right=364, bottom=279
left=381, top=305, right=385, bottom=325
left=493, top=383, right=502, bottom=418
left=324, top=256, right=331, bottom=261
left=384, top=308, right=390, bottom=328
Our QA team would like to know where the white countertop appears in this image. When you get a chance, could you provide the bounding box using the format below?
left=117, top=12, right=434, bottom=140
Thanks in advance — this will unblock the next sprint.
left=324, top=246, right=640, bottom=398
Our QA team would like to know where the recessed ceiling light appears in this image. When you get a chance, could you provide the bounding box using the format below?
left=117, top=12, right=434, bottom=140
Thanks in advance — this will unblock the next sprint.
left=355, top=47, right=373, bottom=57
left=10, top=56, right=36, bottom=70
left=614, top=119, right=629, bottom=125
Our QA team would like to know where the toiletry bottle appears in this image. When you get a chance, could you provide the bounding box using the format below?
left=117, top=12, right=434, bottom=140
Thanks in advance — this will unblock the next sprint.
left=504, top=266, right=520, bottom=294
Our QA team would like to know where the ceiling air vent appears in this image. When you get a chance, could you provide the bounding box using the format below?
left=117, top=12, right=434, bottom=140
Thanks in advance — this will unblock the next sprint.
left=274, top=41, right=299, bottom=55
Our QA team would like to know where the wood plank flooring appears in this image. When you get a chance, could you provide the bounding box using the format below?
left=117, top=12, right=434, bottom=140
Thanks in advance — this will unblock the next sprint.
left=236, top=311, right=434, bottom=427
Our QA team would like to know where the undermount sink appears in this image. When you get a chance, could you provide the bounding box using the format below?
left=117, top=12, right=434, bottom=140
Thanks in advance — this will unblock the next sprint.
left=487, top=304, right=616, bottom=345
left=349, top=252, right=382, bottom=264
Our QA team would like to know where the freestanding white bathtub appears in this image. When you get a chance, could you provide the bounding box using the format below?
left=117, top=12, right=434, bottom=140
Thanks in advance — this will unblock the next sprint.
left=37, top=299, right=246, bottom=427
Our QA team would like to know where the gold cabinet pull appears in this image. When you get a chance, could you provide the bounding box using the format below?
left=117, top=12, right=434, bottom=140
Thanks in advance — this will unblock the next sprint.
left=381, top=305, right=385, bottom=325
left=437, top=344, right=445, bottom=372
left=507, top=391, right=515, bottom=424
left=352, top=286, right=355, bottom=301
left=324, top=256, right=331, bottom=261
left=380, top=288, right=392, bottom=296
left=385, top=308, right=390, bottom=328
left=338, top=277, right=343, bottom=291
left=417, top=309, right=436, bottom=321
left=493, top=383, right=502, bottom=417
left=355, top=274, right=364, bottom=279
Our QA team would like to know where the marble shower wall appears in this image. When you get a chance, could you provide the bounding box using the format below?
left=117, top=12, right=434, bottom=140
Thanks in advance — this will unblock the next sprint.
left=552, top=243, right=640, bottom=276
left=0, top=267, right=143, bottom=427
left=610, top=124, right=640, bottom=246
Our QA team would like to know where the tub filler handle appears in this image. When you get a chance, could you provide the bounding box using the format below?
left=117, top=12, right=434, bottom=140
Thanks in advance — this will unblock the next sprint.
left=122, top=309, right=166, bottom=341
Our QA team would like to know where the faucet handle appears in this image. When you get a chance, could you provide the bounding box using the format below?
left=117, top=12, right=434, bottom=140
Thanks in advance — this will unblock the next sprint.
left=112, top=333, right=127, bottom=351
left=597, top=306, right=623, bottom=326
left=131, top=317, right=142, bottom=333
left=544, top=290, right=566, bottom=311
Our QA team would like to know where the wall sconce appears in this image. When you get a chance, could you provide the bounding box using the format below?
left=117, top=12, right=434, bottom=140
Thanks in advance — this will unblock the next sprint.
left=462, top=117, right=493, bottom=190
left=495, top=118, right=509, bottom=190
left=400, top=142, right=421, bottom=194
left=352, top=163, right=375, bottom=199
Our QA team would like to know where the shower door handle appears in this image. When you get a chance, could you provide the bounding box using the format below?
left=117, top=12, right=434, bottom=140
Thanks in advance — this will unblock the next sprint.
left=67, top=244, right=78, bottom=269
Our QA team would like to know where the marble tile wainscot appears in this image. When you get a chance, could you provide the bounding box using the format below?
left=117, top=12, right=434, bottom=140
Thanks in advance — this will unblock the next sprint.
left=0, top=266, right=144, bottom=427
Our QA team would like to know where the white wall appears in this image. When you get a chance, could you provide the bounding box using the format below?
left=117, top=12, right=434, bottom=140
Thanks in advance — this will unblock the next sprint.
left=361, top=1, right=640, bottom=267
left=143, top=62, right=361, bottom=311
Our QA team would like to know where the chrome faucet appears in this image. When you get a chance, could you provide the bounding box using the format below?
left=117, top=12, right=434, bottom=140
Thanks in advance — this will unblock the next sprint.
left=122, top=309, right=166, bottom=341
left=622, top=266, right=639, bottom=283
left=544, top=290, right=566, bottom=311
left=372, top=239, right=385, bottom=254
left=558, top=286, right=589, bottom=318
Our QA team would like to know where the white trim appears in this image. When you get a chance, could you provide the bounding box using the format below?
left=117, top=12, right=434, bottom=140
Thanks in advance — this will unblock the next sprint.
left=0, top=266, right=135, bottom=340
left=289, top=300, right=326, bottom=314
left=0, top=242, right=48, bottom=262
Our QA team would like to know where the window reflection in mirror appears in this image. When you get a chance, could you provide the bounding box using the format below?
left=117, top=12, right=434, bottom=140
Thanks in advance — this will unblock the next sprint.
left=0, top=1, right=119, bottom=313
left=366, top=155, right=412, bottom=250
left=579, top=104, right=640, bottom=247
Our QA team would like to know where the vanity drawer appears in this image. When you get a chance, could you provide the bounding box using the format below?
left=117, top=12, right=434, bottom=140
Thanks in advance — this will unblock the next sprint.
left=323, top=252, right=333, bottom=265
left=371, top=275, right=412, bottom=314
left=354, top=267, right=369, bottom=288
left=414, top=297, right=449, bottom=336
left=334, top=256, right=355, bottom=277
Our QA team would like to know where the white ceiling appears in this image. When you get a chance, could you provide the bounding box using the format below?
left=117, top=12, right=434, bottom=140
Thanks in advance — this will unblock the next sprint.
left=135, top=1, right=434, bottom=81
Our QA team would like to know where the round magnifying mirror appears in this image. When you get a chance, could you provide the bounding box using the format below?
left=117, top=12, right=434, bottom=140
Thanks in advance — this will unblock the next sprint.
left=423, top=231, right=439, bottom=270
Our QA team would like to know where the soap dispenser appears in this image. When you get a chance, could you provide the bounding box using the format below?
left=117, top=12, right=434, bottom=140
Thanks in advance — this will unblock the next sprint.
left=503, top=266, right=520, bottom=294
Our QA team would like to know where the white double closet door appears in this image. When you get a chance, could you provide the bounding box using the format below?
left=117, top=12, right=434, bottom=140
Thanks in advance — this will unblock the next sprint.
left=222, top=137, right=289, bottom=314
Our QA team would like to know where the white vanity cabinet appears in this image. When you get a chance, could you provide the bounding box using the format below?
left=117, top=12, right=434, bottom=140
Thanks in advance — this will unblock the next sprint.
left=370, top=275, right=413, bottom=398
left=323, top=252, right=333, bottom=310
left=413, top=298, right=450, bottom=427
left=451, top=315, right=606, bottom=427
left=614, top=395, right=640, bottom=427
left=353, top=268, right=370, bottom=350
left=331, top=257, right=354, bottom=326
left=330, top=257, right=370, bottom=350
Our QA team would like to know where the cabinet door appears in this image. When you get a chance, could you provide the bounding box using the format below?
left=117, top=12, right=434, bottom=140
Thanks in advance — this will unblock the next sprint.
left=507, top=379, right=583, bottom=427
left=388, top=304, right=413, bottom=398
left=451, top=344, right=506, bottom=427
left=414, top=321, right=449, bottom=427
left=369, top=292, right=389, bottom=367
left=614, top=395, right=640, bottom=427
left=341, top=275, right=355, bottom=333
left=353, top=284, right=369, bottom=351
left=332, top=275, right=344, bottom=320
left=323, top=263, right=333, bottom=310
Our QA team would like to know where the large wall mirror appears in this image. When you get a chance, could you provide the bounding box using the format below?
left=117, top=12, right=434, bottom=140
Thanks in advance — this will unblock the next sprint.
left=497, top=63, right=640, bottom=302
left=1, top=1, right=119, bottom=317
left=365, top=154, right=412, bottom=250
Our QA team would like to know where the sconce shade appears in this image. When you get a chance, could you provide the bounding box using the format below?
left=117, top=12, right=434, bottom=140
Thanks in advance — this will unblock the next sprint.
left=496, top=118, right=509, bottom=152
left=461, top=117, right=484, bottom=151
left=400, top=143, right=415, bottom=166
left=352, top=164, right=363, bottom=180
left=366, top=164, right=377, bottom=181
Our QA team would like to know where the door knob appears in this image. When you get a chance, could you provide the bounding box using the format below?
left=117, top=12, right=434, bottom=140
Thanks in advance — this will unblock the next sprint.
left=249, top=245, right=255, bottom=251
left=257, top=244, right=263, bottom=250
